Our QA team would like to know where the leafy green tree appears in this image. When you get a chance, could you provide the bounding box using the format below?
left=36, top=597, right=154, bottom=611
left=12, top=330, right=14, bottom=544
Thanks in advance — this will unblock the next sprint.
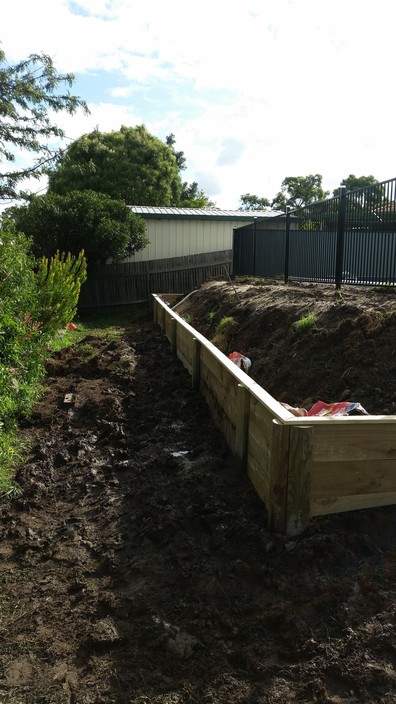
left=0, top=48, right=88, bottom=201
left=9, top=190, right=148, bottom=265
left=166, top=133, right=186, bottom=171
left=271, top=175, right=329, bottom=211
left=48, top=125, right=182, bottom=206
left=48, top=126, right=212, bottom=208
left=333, top=174, right=378, bottom=197
left=238, top=193, right=270, bottom=211
left=180, top=181, right=215, bottom=208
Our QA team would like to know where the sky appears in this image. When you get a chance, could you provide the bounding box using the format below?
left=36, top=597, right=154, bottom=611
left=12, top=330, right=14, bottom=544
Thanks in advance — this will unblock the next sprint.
left=2, top=0, right=396, bottom=209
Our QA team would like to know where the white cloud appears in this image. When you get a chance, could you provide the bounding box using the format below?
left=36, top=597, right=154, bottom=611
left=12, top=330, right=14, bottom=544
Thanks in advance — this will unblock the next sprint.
left=2, top=0, right=396, bottom=208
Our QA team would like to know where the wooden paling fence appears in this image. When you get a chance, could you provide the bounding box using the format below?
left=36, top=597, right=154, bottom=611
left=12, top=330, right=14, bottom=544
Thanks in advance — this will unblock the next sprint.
left=153, top=294, right=396, bottom=535
left=78, top=250, right=232, bottom=309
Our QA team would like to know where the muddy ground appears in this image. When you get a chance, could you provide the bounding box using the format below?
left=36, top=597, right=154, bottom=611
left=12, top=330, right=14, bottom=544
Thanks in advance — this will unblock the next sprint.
left=1, top=278, right=396, bottom=703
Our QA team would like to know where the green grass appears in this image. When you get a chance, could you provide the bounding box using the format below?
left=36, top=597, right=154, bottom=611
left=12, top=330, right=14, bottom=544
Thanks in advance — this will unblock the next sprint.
left=293, top=313, right=316, bottom=332
left=50, top=308, right=149, bottom=352
left=215, top=316, right=234, bottom=333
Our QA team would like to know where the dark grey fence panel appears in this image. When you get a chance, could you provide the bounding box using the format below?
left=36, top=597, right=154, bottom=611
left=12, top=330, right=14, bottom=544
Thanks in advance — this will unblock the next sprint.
left=233, top=228, right=255, bottom=275
left=288, top=230, right=336, bottom=282
left=255, top=230, right=285, bottom=277
left=343, top=230, right=396, bottom=284
left=232, top=227, right=285, bottom=277
left=233, top=177, right=396, bottom=288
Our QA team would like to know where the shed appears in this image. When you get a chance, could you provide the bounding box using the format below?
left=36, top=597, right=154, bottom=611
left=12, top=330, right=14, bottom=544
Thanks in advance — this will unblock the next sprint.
left=125, top=206, right=281, bottom=262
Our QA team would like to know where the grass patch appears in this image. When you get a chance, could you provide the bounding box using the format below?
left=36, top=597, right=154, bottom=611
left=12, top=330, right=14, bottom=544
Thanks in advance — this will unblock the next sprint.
left=50, top=308, right=149, bottom=352
left=215, top=316, right=234, bottom=334
left=293, top=313, right=316, bottom=332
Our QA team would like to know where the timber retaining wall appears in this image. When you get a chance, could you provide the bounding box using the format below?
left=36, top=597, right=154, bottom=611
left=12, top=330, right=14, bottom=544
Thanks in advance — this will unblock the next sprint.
left=153, top=294, right=396, bottom=535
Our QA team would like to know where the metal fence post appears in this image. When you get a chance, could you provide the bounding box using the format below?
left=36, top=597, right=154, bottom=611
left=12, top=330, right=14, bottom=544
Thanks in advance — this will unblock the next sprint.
left=284, top=207, right=290, bottom=283
left=253, top=217, right=257, bottom=275
left=335, top=185, right=346, bottom=289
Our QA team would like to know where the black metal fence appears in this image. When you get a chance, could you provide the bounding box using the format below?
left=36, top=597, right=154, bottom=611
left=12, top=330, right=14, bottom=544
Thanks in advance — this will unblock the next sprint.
left=233, top=177, right=396, bottom=288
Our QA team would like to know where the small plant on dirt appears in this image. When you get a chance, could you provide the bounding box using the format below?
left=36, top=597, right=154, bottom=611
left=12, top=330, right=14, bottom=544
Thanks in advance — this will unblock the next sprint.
left=215, top=316, right=234, bottom=334
left=182, top=314, right=193, bottom=324
left=335, top=289, right=345, bottom=302
left=293, top=313, right=316, bottom=332
left=207, top=310, right=217, bottom=324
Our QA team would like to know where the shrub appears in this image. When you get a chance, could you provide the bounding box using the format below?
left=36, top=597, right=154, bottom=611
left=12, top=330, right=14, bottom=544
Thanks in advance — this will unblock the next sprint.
left=35, top=250, right=87, bottom=334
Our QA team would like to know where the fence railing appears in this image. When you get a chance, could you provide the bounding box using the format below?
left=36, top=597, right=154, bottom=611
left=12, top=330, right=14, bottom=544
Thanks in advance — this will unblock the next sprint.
left=233, top=177, right=396, bottom=288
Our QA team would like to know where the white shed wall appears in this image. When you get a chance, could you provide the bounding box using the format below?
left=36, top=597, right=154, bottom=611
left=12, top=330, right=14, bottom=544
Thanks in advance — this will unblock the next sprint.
left=124, top=218, right=250, bottom=263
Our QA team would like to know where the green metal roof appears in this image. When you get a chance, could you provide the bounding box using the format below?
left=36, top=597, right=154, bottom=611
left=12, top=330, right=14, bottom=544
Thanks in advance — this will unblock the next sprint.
left=130, top=206, right=281, bottom=221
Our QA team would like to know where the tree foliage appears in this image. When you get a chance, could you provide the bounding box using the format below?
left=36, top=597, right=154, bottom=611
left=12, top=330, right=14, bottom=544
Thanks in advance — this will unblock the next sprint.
left=0, top=47, right=88, bottom=201
left=271, top=175, right=329, bottom=211
left=48, top=125, right=182, bottom=206
left=238, top=193, right=271, bottom=211
left=0, top=221, right=45, bottom=442
left=9, top=190, right=148, bottom=265
left=48, top=126, right=213, bottom=208
left=333, top=174, right=378, bottom=197
left=180, top=181, right=215, bottom=208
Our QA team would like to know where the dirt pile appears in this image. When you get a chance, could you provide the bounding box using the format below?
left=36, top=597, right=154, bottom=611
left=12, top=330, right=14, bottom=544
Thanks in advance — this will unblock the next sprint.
left=176, top=279, right=396, bottom=415
left=0, top=282, right=396, bottom=702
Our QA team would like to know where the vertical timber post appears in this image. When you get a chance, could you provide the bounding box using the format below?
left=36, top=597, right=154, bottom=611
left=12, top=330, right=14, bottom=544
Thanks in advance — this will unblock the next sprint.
left=169, top=317, right=177, bottom=352
left=286, top=425, right=313, bottom=536
left=153, top=297, right=158, bottom=326
left=335, top=185, right=346, bottom=290
left=191, top=338, right=201, bottom=391
left=159, top=304, right=165, bottom=334
left=268, top=420, right=290, bottom=532
left=235, top=384, right=250, bottom=471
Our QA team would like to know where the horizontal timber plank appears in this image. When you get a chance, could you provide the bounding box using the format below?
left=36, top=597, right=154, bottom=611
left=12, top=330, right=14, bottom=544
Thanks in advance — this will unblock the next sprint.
left=311, top=459, right=396, bottom=499
left=152, top=296, right=290, bottom=423
left=311, top=490, right=396, bottom=516
left=311, top=425, right=396, bottom=462
left=247, top=461, right=271, bottom=506
left=284, top=415, right=396, bottom=425
left=175, top=326, right=194, bottom=370
left=201, top=379, right=236, bottom=450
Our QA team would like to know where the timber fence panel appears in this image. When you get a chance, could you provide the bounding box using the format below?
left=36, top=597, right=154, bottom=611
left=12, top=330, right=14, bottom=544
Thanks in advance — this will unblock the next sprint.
left=79, top=251, right=232, bottom=309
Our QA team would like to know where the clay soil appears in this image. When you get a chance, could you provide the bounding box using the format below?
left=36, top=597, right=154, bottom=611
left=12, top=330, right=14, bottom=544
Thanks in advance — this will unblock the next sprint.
left=1, top=278, right=396, bottom=704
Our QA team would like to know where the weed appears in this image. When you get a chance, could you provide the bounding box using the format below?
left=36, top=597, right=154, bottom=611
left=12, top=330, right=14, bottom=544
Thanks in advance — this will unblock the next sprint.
left=207, top=310, right=216, bottom=324
left=182, top=314, right=193, bottom=325
left=215, top=316, right=234, bottom=334
left=335, top=289, right=345, bottom=302
left=293, top=313, right=316, bottom=332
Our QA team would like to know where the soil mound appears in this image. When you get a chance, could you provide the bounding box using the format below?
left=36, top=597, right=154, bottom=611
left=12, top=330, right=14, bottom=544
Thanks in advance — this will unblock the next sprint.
left=176, top=279, right=396, bottom=415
